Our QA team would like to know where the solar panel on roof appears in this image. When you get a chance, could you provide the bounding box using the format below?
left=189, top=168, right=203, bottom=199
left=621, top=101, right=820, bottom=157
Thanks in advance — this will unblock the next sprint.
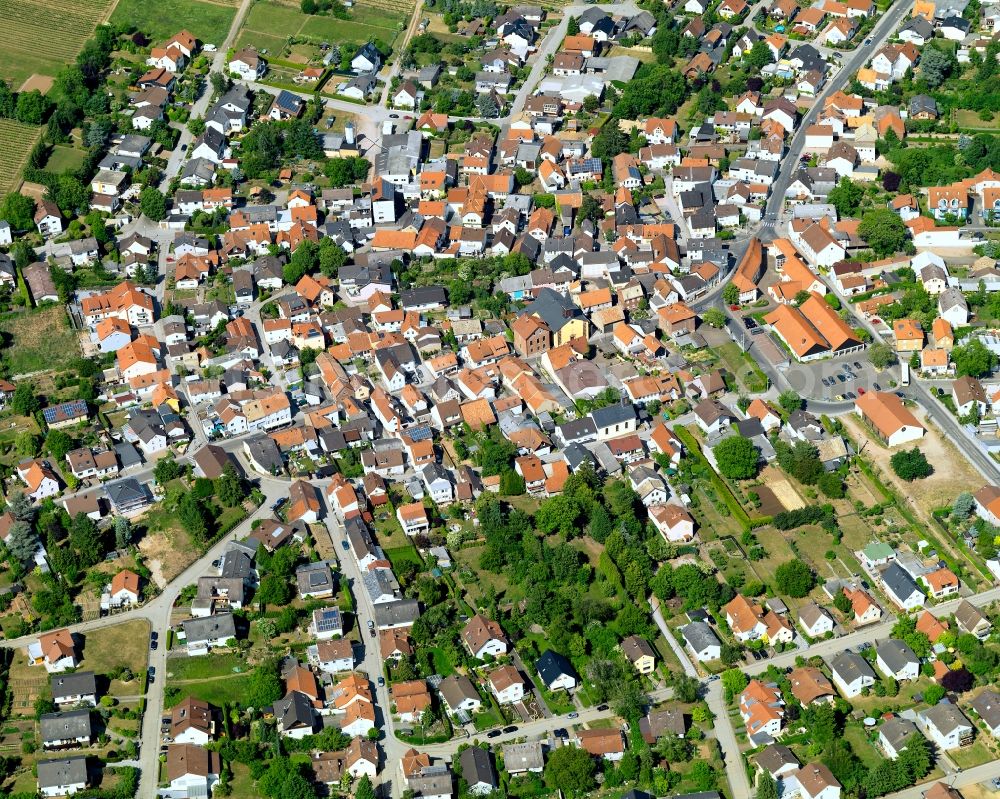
left=406, top=425, right=433, bottom=442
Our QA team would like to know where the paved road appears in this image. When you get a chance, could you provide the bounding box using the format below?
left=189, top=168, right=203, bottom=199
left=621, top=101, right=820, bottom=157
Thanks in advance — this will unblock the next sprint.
left=158, top=0, right=256, bottom=191
left=883, top=760, right=1000, bottom=799
left=762, top=0, right=917, bottom=226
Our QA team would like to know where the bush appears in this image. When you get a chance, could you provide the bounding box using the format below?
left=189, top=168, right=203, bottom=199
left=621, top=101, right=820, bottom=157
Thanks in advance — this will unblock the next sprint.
left=773, top=506, right=830, bottom=530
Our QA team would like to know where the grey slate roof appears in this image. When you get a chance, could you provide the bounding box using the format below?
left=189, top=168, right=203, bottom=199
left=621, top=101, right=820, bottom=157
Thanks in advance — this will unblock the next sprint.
left=37, top=756, right=88, bottom=789
left=881, top=562, right=921, bottom=602
left=682, top=621, right=721, bottom=653
left=828, top=651, right=876, bottom=685
left=876, top=639, right=918, bottom=674
left=40, top=710, right=92, bottom=743
left=51, top=672, right=97, bottom=703
left=880, top=716, right=917, bottom=751
left=459, top=745, right=498, bottom=789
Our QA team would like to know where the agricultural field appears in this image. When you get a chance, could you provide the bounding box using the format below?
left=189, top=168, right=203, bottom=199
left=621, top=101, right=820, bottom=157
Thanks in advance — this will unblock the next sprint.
left=109, top=0, right=238, bottom=45
left=0, top=0, right=116, bottom=87
left=0, top=119, right=41, bottom=196
left=235, top=0, right=413, bottom=56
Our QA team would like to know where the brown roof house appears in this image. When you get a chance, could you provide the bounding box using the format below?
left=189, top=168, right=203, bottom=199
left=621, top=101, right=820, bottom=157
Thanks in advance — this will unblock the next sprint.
left=461, top=614, right=509, bottom=659
left=576, top=727, right=626, bottom=761
left=855, top=392, right=925, bottom=447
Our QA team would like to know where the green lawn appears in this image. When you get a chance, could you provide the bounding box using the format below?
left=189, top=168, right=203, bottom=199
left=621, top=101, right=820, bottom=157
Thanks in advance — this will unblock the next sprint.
left=110, top=0, right=237, bottom=44
left=473, top=707, right=503, bottom=731
left=951, top=739, right=995, bottom=768
left=385, top=543, right=423, bottom=571
left=164, top=674, right=254, bottom=708
left=78, top=620, right=150, bottom=677
left=237, top=0, right=409, bottom=55
left=0, top=305, right=80, bottom=375
left=426, top=646, right=455, bottom=677
left=166, top=653, right=247, bottom=681
left=716, top=341, right=769, bottom=393
left=45, top=144, right=88, bottom=174
left=844, top=724, right=882, bottom=769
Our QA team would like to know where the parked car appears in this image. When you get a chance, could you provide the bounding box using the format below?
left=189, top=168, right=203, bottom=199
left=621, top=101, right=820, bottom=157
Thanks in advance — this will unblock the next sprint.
left=503, top=726, right=519, bottom=734
left=341, top=540, right=350, bottom=551
left=554, top=728, right=568, bottom=739
left=367, top=620, right=375, bottom=629
left=377, top=676, right=385, bottom=687
left=857, top=386, right=866, bottom=395
left=597, top=704, right=609, bottom=711
left=568, top=712, right=579, bottom=719
left=487, top=730, right=502, bottom=738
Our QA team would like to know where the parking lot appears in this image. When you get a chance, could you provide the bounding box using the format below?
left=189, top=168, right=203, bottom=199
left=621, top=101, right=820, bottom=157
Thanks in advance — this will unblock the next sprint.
left=782, top=353, right=884, bottom=401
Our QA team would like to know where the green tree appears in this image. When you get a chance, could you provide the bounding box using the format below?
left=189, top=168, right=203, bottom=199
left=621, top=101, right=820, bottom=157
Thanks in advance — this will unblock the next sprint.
left=114, top=516, right=133, bottom=550
left=245, top=658, right=284, bottom=710
left=952, top=339, right=997, bottom=378
left=10, top=383, right=40, bottom=416
left=178, top=492, right=212, bottom=542
left=0, top=193, right=36, bottom=230
left=70, top=512, right=103, bottom=566
left=15, top=90, right=52, bottom=124
left=154, top=457, right=182, bottom=484
left=919, top=45, right=953, bottom=88
left=714, top=435, right=759, bottom=480
left=869, top=342, right=897, bottom=370
left=828, top=177, right=863, bottom=217
left=746, top=40, right=774, bottom=70
left=817, top=471, right=844, bottom=499
left=257, top=572, right=293, bottom=607
left=355, top=775, right=375, bottom=799
left=702, top=308, right=726, bottom=328
left=215, top=463, right=244, bottom=507
left=722, top=283, right=740, bottom=305
left=544, top=745, right=597, bottom=796
left=16, top=430, right=40, bottom=458
left=952, top=492, right=975, bottom=519
left=923, top=683, right=946, bottom=705
left=9, top=490, right=34, bottom=523
left=139, top=187, right=167, bottom=222
left=720, top=668, right=749, bottom=702
left=858, top=209, right=908, bottom=257
left=757, top=775, right=779, bottom=799
left=323, top=157, right=370, bottom=187
left=535, top=495, right=582, bottom=538
left=6, top=520, right=39, bottom=564
left=774, top=559, right=815, bottom=597
left=890, top=448, right=933, bottom=481
left=591, top=122, right=629, bottom=160
left=833, top=591, right=852, bottom=615
left=45, top=430, right=74, bottom=462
